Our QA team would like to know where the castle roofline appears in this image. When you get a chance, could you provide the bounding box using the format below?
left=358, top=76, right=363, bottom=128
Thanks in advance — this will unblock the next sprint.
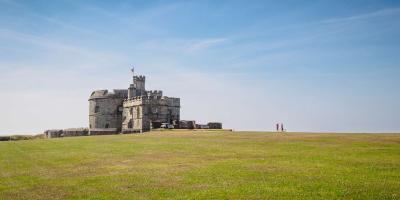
left=89, top=89, right=128, bottom=100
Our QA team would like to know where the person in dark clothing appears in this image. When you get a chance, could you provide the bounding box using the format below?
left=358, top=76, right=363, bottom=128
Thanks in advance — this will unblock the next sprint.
left=281, top=123, right=284, bottom=132
left=276, top=123, right=279, bottom=132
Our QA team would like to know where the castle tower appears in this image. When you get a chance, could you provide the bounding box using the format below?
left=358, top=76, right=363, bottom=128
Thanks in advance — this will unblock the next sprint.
left=128, top=68, right=146, bottom=98
left=133, top=75, right=146, bottom=93
left=88, top=89, right=128, bottom=135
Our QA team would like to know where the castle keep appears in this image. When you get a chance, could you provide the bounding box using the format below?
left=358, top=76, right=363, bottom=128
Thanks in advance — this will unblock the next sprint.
left=44, top=69, right=222, bottom=138
left=89, top=69, right=180, bottom=134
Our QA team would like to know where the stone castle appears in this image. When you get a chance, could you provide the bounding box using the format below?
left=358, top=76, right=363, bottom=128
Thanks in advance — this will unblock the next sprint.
left=89, top=69, right=180, bottom=134
left=44, top=69, right=222, bottom=138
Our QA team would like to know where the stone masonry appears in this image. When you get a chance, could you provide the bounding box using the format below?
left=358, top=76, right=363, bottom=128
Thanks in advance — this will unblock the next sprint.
left=44, top=68, right=222, bottom=138
left=88, top=69, right=180, bottom=134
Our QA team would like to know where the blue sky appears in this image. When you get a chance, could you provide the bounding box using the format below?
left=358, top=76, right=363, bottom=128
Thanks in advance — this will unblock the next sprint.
left=0, top=0, right=399, bottom=134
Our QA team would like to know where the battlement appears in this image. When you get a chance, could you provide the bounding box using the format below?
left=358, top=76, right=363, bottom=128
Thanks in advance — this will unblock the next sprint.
left=126, top=95, right=163, bottom=101
left=124, top=96, right=180, bottom=107
left=146, top=90, right=163, bottom=97
left=133, top=75, right=146, bottom=81
left=165, top=97, right=180, bottom=107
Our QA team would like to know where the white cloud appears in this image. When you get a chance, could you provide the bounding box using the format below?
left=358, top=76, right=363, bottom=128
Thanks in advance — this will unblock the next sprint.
left=186, top=38, right=228, bottom=52
left=0, top=28, right=126, bottom=69
left=138, top=37, right=229, bottom=54
left=0, top=29, right=97, bottom=57
left=321, top=7, right=400, bottom=24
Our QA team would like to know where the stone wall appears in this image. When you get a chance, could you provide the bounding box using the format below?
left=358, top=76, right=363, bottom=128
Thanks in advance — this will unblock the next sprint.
left=64, top=128, right=89, bottom=137
left=179, top=120, right=196, bottom=129
left=88, top=89, right=128, bottom=133
left=44, top=128, right=89, bottom=138
left=196, top=124, right=210, bottom=129
left=89, top=128, right=119, bottom=135
left=122, top=96, right=180, bottom=132
left=207, top=122, right=223, bottom=129
left=44, top=129, right=64, bottom=138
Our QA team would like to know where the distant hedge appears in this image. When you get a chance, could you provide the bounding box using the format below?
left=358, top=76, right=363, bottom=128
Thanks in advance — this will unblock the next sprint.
left=0, top=134, right=45, bottom=142
left=0, top=136, right=11, bottom=141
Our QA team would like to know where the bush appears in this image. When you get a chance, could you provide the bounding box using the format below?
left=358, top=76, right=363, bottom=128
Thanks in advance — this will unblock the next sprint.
left=0, top=136, right=11, bottom=141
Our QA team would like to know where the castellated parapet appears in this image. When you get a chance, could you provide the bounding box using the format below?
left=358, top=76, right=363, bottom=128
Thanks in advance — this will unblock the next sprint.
left=133, top=75, right=145, bottom=81
left=146, top=90, right=163, bottom=97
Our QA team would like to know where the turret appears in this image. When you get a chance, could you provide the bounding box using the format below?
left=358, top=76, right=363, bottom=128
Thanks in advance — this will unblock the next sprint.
left=133, top=75, right=146, bottom=92
left=128, top=68, right=146, bottom=99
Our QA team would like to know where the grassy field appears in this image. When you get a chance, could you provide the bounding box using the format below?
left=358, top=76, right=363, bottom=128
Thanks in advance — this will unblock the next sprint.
left=0, top=130, right=399, bottom=200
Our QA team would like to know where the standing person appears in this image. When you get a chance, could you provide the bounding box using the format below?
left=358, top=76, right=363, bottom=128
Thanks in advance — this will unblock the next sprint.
left=276, top=123, right=279, bottom=132
left=281, top=123, right=284, bottom=132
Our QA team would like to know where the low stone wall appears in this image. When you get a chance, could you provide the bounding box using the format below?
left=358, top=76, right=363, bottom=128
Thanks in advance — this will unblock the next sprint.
left=121, top=128, right=142, bottom=134
left=44, top=129, right=64, bottom=138
left=207, top=122, right=223, bottom=129
left=179, top=120, right=196, bottom=129
left=196, top=124, right=210, bottom=129
left=63, top=128, right=89, bottom=137
left=44, top=128, right=89, bottom=138
left=89, top=128, right=119, bottom=135
left=178, top=121, right=222, bottom=129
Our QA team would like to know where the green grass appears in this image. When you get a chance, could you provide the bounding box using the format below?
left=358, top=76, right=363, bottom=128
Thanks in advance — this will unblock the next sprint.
left=0, top=131, right=399, bottom=200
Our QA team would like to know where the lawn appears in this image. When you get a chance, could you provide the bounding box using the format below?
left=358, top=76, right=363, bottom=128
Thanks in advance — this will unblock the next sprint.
left=0, top=130, right=399, bottom=199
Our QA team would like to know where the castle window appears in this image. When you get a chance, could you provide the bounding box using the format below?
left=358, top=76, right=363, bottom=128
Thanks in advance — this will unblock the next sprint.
left=136, top=107, right=140, bottom=118
left=94, top=106, right=100, bottom=113
left=117, top=106, right=123, bottom=114
left=105, top=124, right=109, bottom=128
left=128, top=121, right=132, bottom=128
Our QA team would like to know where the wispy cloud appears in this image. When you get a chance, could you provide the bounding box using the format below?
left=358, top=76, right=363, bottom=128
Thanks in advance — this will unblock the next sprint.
left=140, top=37, right=229, bottom=53
left=0, top=0, right=99, bottom=36
left=202, top=7, right=400, bottom=72
left=322, top=7, right=400, bottom=24
left=75, top=1, right=186, bottom=34
left=187, top=38, right=228, bottom=52
left=38, top=15, right=99, bottom=36
left=0, top=28, right=125, bottom=69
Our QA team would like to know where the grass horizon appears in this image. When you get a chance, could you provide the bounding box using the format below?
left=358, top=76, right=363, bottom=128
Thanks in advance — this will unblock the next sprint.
left=1, top=129, right=400, bottom=137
